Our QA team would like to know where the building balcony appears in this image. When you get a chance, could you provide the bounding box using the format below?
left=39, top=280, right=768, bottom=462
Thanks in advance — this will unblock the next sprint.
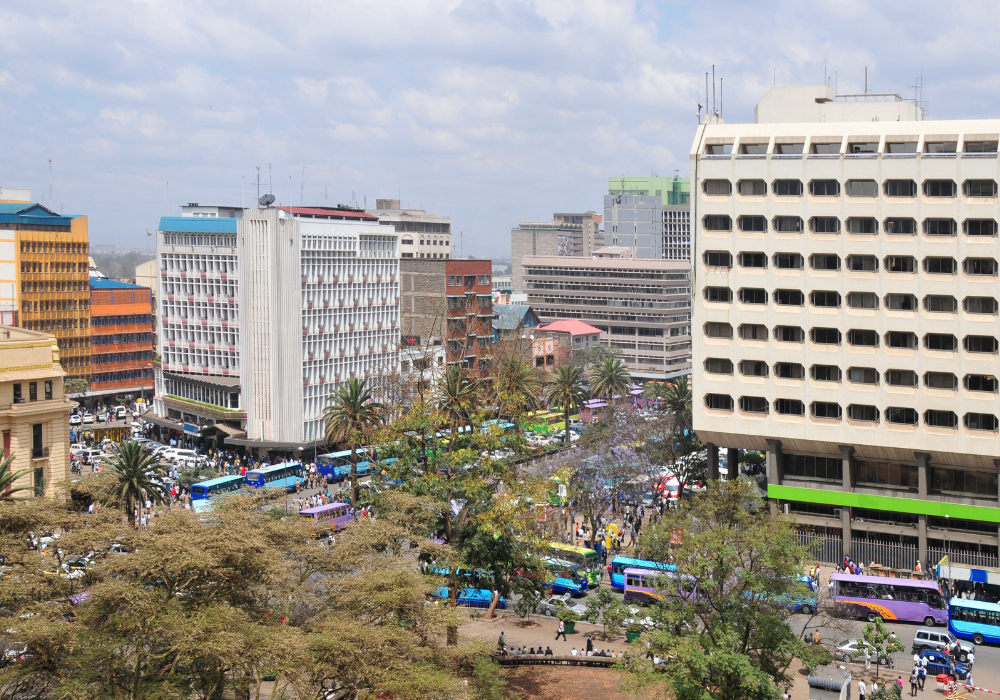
left=90, top=360, right=154, bottom=374
left=31, top=446, right=50, bottom=460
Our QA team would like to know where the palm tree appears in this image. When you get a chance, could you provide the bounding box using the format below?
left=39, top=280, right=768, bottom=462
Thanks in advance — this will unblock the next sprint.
left=439, top=365, right=477, bottom=452
left=0, top=453, right=33, bottom=503
left=662, top=376, right=692, bottom=421
left=545, top=364, right=588, bottom=444
left=493, top=356, right=540, bottom=421
left=103, top=440, right=169, bottom=527
left=324, top=378, right=384, bottom=507
left=588, top=355, right=631, bottom=401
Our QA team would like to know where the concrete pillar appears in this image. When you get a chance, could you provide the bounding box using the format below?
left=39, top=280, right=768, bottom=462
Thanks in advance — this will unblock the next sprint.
left=994, top=459, right=1000, bottom=555
left=727, top=447, right=740, bottom=477
left=838, top=444, right=854, bottom=491
left=706, top=443, right=719, bottom=481
left=766, top=439, right=782, bottom=485
left=918, top=515, right=927, bottom=569
left=842, top=506, right=852, bottom=560
left=915, top=452, right=930, bottom=498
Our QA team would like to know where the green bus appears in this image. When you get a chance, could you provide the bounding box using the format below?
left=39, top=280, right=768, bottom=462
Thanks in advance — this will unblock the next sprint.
left=545, top=541, right=601, bottom=588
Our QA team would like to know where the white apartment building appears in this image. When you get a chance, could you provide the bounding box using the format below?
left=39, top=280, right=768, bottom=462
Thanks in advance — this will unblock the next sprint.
left=154, top=204, right=399, bottom=450
left=369, top=199, right=451, bottom=259
left=692, top=85, right=1000, bottom=567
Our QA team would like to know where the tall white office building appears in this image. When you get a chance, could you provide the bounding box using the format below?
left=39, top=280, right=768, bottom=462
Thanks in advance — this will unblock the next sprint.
left=153, top=204, right=399, bottom=451
left=692, top=85, right=1000, bottom=568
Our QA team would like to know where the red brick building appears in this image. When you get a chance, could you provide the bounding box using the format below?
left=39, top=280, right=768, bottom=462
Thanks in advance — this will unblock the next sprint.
left=89, top=277, right=155, bottom=398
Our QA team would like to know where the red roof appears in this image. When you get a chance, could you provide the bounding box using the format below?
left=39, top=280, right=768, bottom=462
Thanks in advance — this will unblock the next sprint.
left=537, top=320, right=603, bottom=336
left=276, top=206, right=378, bottom=221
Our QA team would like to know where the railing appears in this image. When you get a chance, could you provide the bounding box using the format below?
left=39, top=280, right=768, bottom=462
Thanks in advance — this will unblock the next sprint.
left=32, top=447, right=50, bottom=459
left=798, top=530, right=843, bottom=565
left=927, top=546, right=998, bottom=569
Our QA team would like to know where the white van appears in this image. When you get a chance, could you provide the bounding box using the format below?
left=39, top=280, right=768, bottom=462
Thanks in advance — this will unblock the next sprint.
left=173, top=449, right=203, bottom=468
left=116, top=406, right=128, bottom=420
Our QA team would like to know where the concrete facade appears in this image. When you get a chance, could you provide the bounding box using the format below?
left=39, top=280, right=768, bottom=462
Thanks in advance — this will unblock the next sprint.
left=369, top=199, right=451, bottom=260
left=604, top=194, right=663, bottom=260
left=510, top=213, right=602, bottom=292
left=89, top=278, right=154, bottom=398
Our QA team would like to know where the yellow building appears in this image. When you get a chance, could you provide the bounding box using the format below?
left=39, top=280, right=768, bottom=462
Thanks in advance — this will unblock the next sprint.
left=0, top=195, right=91, bottom=384
left=0, top=327, right=73, bottom=497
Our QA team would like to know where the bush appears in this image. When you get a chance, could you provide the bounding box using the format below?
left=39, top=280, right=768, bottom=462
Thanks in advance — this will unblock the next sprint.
left=556, top=608, right=580, bottom=622
left=514, top=590, right=539, bottom=619
left=625, top=621, right=645, bottom=634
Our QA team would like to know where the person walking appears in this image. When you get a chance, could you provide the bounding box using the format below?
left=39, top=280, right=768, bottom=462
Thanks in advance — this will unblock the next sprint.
left=497, top=631, right=505, bottom=652
left=586, top=635, right=594, bottom=655
left=917, top=664, right=926, bottom=691
left=864, top=644, right=871, bottom=671
left=858, top=678, right=867, bottom=700
left=555, top=620, right=567, bottom=641
left=909, top=669, right=919, bottom=697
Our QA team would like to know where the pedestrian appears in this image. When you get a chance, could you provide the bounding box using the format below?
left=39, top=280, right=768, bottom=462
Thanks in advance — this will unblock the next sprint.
left=918, top=664, right=926, bottom=691
left=968, top=650, right=975, bottom=666
left=497, top=631, right=505, bottom=652
left=570, top=647, right=578, bottom=656
left=864, top=645, right=871, bottom=671
left=909, top=669, right=918, bottom=697
left=858, top=678, right=867, bottom=700
left=586, top=635, right=594, bottom=655
left=555, top=620, right=567, bottom=641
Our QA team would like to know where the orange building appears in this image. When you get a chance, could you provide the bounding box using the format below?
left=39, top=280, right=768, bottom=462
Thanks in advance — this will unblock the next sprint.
left=89, top=277, right=154, bottom=398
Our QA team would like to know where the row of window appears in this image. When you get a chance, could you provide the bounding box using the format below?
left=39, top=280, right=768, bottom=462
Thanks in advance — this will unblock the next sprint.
left=703, top=178, right=998, bottom=198
left=704, top=359, right=997, bottom=391
left=704, top=251, right=999, bottom=274
left=19, top=241, right=88, bottom=255
left=706, top=139, right=997, bottom=158
left=703, top=393, right=999, bottom=430
left=706, top=288, right=1000, bottom=314
left=703, top=214, right=1000, bottom=236
left=705, top=322, right=1000, bottom=353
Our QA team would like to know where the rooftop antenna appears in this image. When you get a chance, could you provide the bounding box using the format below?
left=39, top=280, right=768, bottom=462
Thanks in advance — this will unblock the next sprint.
left=719, top=77, right=723, bottom=120
left=256, top=166, right=260, bottom=201
left=712, top=65, right=716, bottom=116
left=865, top=66, right=868, bottom=93
left=242, top=175, right=245, bottom=208
left=300, top=166, right=305, bottom=206
left=268, top=163, right=272, bottom=194
left=48, top=158, right=52, bottom=206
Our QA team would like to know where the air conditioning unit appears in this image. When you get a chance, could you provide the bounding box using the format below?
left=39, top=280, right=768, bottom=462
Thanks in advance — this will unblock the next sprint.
left=833, top=509, right=842, bottom=519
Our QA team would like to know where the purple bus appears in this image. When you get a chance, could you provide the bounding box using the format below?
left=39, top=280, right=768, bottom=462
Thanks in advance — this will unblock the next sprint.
left=624, top=567, right=697, bottom=604
left=299, top=502, right=353, bottom=534
left=831, top=573, right=947, bottom=626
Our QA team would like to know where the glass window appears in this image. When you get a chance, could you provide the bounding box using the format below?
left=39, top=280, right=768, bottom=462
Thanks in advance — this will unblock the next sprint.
left=883, top=179, right=918, bottom=197
left=886, top=369, right=918, bottom=387
left=44, top=381, right=51, bottom=401
left=811, top=402, right=842, bottom=419
left=885, top=255, right=916, bottom=272
left=773, top=252, right=803, bottom=269
left=847, top=293, right=878, bottom=310
left=965, top=413, right=999, bottom=431
left=964, top=374, right=998, bottom=392
left=810, top=291, right=841, bottom=308
left=772, top=216, right=803, bottom=234
left=964, top=258, right=998, bottom=276
left=924, top=334, right=958, bottom=351
left=738, top=360, right=768, bottom=377
left=13, top=383, right=21, bottom=402
left=846, top=217, right=878, bottom=234
left=846, top=255, right=878, bottom=272
left=963, top=180, right=998, bottom=197
left=886, top=408, right=919, bottom=426
left=738, top=324, right=768, bottom=341
left=885, top=331, right=917, bottom=349
left=884, top=294, right=918, bottom=311
left=925, top=410, right=958, bottom=428
left=924, top=295, right=957, bottom=313
left=739, top=396, right=769, bottom=414
left=739, top=143, right=768, bottom=155
left=738, top=251, right=766, bottom=268
left=705, top=144, right=732, bottom=156
left=705, top=394, right=733, bottom=411
left=738, top=288, right=767, bottom=305
left=926, top=141, right=957, bottom=154
left=925, top=372, right=958, bottom=389
left=703, top=179, right=732, bottom=195
left=810, top=217, right=840, bottom=234
left=924, top=218, right=957, bottom=236
left=809, top=254, right=840, bottom=271
left=810, top=327, right=841, bottom=345
left=964, top=219, right=998, bottom=237
left=848, top=367, right=880, bottom=385
left=811, top=143, right=841, bottom=155
left=704, top=358, right=733, bottom=374
left=810, top=364, right=841, bottom=382
left=28, top=383, right=36, bottom=402
left=774, top=143, right=804, bottom=155
left=924, top=257, right=957, bottom=274
left=924, top=180, right=957, bottom=197
left=704, top=287, right=732, bottom=303
left=738, top=216, right=767, bottom=232
left=963, top=297, right=998, bottom=315
left=774, top=325, right=804, bottom=343
left=964, top=141, right=998, bottom=153
left=884, top=217, right=916, bottom=235
left=964, top=335, right=999, bottom=354
left=849, top=405, right=880, bottom=422
left=845, top=179, right=878, bottom=196
left=772, top=179, right=804, bottom=196
left=703, top=251, right=732, bottom=267
left=847, top=329, right=879, bottom=347
left=774, top=289, right=804, bottom=306
left=774, top=362, right=805, bottom=379
left=737, top=179, right=767, bottom=195
left=809, top=179, right=840, bottom=196
left=775, top=399, right=805, bottom=416
left=704, top=322, right=733, bottom=339
left=704, top=215, right=732, bottom=231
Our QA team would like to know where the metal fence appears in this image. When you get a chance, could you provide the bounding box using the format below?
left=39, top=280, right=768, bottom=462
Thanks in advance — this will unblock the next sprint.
left=927, top=545, right=998, bottom=569
left=850, top=537, right=919, bottom=572
left=798, top=530, right=843, bottom=565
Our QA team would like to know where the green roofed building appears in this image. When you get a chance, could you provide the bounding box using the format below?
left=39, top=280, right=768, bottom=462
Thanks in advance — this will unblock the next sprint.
left=607, top=176, right=690, bottom=205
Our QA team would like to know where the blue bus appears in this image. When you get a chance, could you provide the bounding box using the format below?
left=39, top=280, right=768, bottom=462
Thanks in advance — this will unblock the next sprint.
left=949, top=597, right=998, bottom=646
left=245, top=461, right=305, bottom=491
left=609, top=556, right=676, bottom=591
left=190, top=475, right=245, bottom=513
left=544, top=557, right=589, bottom=596
left=317, top=449, right=372, bottom=480
left=432, top=586, right=506, bottom=609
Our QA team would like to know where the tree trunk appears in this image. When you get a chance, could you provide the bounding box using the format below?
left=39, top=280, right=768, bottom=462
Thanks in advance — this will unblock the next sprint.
left=563, top=405, right=570, bottom=445
left=485, top=589, right=500, bottom=619
left=350, top=446, right=359, bottom=507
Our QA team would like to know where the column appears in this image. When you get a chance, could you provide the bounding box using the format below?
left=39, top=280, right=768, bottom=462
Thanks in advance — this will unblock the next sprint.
left=727, top=447, right=740, bottom=478
left=915, top=452, right=930, bottom=498
left=918, top=515, right=927, bottom=569
left=766, top=440, right=782, bottom=517
left=838, top=445, right=854, bottom=491
left=706, top=443, right=719, bottom=481
left=842, top=506, right=852, bottom=561
left=994, top=459, right=1000, bottom=556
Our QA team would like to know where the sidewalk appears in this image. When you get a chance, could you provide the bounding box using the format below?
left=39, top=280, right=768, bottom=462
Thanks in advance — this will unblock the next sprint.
left=461, top=612, right=634, bottom=657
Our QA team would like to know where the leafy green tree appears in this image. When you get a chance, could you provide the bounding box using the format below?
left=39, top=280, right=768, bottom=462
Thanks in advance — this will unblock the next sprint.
left=588, top=354, right=630, bottom=401
left=323, top=377, right=383, bottom=506
left=0, top=453, right=33, bottom=503
left=438, top=364, right=477, bottom=449
left=629, top=478, right=830, bottom=700
left=102, top=440, right=168, bottom=526
left=177, top=464, right=218, bottom=488
left=545, top=364, right=588, bottom=444
left=584, top=587, right=630, bottom=637
left=492, top=355, right=541, bottom=423
left=64, top=377, right=89, bottom=395
left=661, top=376, right=692, bottom=421
left=862, top=616, right=905, bottom=679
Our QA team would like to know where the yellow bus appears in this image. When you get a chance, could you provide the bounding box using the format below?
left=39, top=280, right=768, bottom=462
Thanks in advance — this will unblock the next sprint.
left=545, top=541, right=600, bottom=587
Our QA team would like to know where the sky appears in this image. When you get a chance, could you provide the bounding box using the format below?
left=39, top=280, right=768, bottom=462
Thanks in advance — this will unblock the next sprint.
left=1, top=0, right=997, bottom=259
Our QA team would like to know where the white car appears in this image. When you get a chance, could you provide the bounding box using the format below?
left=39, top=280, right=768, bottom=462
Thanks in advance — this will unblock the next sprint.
left=69, top=415, right=82, bottom=426
left=82, top=414, right=94, bottom=424
left=536, top=595, right=588, bottom=617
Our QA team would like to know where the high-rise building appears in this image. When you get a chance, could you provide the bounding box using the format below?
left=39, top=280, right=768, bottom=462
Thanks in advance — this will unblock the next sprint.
left=89, top=277, right=155, bottom=398
left=522, top=253, right=692, bottom=379
left=0, top=195, right=91, bottom=383
left=369, top=199, right=451, bottom=259
left=153, top=204, right=399, bottom=450
left=608, top=177, right=692, bottom=261
left=604, top=194, right=663, bottom=260
left=690, top=85, right=1000, bottom=567
left=510, top=212, right=601, bottom=292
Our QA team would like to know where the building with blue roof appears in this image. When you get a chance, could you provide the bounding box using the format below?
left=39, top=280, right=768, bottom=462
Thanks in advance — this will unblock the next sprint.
left=89, top=275, right=154, bottom=398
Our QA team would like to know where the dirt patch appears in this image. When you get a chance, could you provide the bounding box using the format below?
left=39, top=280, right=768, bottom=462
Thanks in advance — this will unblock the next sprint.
left=503, top=666, right=662, bottom=700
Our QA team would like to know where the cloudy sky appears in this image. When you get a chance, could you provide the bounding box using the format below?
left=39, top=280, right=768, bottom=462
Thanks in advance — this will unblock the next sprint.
left=0, top=1, right=994, bottom=258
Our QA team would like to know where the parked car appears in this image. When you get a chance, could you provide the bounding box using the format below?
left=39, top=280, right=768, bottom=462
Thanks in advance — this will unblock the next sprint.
left=172, top=449, right=204, bottom=468
left=913, top=628, right=974, bottom=662
left=536, top=595, right=588, bottom=618
left=832, top=639, right=870, bottom=664
left=82, top=413, right=94, bottom=424
left=918, top=649, right=971, bottom=680
left=115, top=406, right=128, bottom=420
left=69, top=414, right=82, bottom=426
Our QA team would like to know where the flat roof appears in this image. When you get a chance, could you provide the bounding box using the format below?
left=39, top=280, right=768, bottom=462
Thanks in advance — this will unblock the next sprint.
left=159, top=216, right=238, bottom=234
left=537, top=320, right=603, bottom=336
left=90, top=277, right=148, bottom=290
left=830, top=573, right=941, bottom=589
left=276, top=206, right=378, bottom=221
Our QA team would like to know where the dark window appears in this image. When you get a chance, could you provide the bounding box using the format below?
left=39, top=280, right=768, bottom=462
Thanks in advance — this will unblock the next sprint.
left=738, top=251, right=766, bottom=268
left=773, top=252, right=803, bottom=268
left=704, top=358, right=733, bottom=374
left=738, top=216, right=767, bottom=232
left=809, top=253, right=840, bottom=271
left=848, top=367, right=879, bottom=385
left=810, top=327, right=841, bottom=345
left=847, top=329, right=879, bottom=347
left=703, top=179, right=732, bottom=195
left=963, top=296, right=998, bottom=314
left=884, top=217, right=916, bottom=235
left=885, top=407, right=919, bottom=425
left=886, top=141, right=917, bottom=154
left=809, top=217, right=840, bottom=234
left=848, top=405, right=880, bottom=422
left=704, top=287, right=732, bottom=303
left=737, top=179, right=766, bottom=195
left=926, top=141, right=957, bottom=154
left=885, top=331, right=918, bottom=349
left=964, top=374, right=998, bottom=392
left=44, top=381, right=51, bottom=401
left=809, top=179, right=840, bottom=196
left=784, top=454, right=842, bottom=480
left=32, top=423, right=41, bottom=451
left=853, top=458, right=919, bottom=487
left=775, top=399, right=805, bottom=416
left=706, top=145, right=731, bottom=157
left=740, top=143, right=768, bottom=155
left=774, top=143, right=804, bottom=155
left=739, top=396, right=769, bottom=414
left=846, top=217, right=878, bottom=234
left=738, top=324, right=768, bottom=341
left=964, top=141, right=998, bottom=153
left=774, top=362, right=805, bottom=379
left=772, top=179, right=804, bottom=196
left=810, top=364, right=841, bottom=382
left=931, top=468, right=997, bottom=497
left=923, top=180, right=957, bottom=197
left=924, top=218, right=957, bottom=236
left=704, top=322, right=733, bottom=339
left=845, top=179, right=877, bottom=197
left=704, top=215, right=732, bottom=231
left=884, top=255, right=915, bottom=272
left=924, top=333, right=958, bottom=351
left=964, top=257, right=998, bottom=275
left=774, top=325, right=804, bottom=342
left=924, top=295, right=957, bottom=313
left=738, top=288, right=767, bottom=305
left=774, top=289, right=804, bottom=306
left=12, top=384, right=20, bottom=402
left=923, top=256, right=957, bottom=274
left=846, top=255, right=878, bottom=272
left=28, top=383, right=37, bottom=402
left=847, top=292, right=878, bottom=310
left=964, top=219, right=998, bottom=237
left=965, top=413, right=1000, bottom=431
left=703, top=250, right=732, bottom=267
left=811, top=402, right=842, bottom=419
left=884, top=179, right=918, bottom=197
left=811, top=143, right=841, bottom=155
left=963, top=179, right=998, bottom=197
left=884, top=293, right=918, bottom=311
left=924, top=372, right=958, bottom=389
left=738, top=360, right=768, bottom=377
left=705, top=394, right=733, bottom=411
left=810, top=290, right=841, bottom=308
left=848, top=142, right=878, bottom=154
left=773, top=216, right=804, bottom=233
left=886, top=369, right=918, bottom=387
left=964, top=335, right=999, bottom=353
left=925, top=410, right=958, bottom=428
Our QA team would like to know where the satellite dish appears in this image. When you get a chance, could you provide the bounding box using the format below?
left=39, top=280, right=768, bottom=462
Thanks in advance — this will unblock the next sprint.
left=258, top=193, right=275, bottom=207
